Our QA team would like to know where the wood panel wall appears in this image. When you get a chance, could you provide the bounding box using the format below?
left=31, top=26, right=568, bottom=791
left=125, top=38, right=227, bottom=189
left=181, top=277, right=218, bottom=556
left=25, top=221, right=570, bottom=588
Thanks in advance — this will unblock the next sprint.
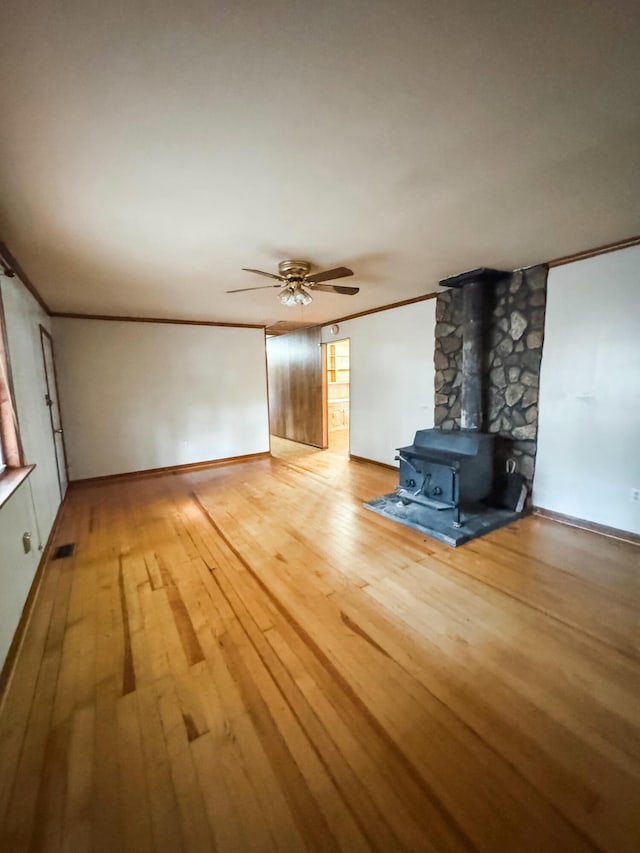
left=266, top=327, right=327, bottom=447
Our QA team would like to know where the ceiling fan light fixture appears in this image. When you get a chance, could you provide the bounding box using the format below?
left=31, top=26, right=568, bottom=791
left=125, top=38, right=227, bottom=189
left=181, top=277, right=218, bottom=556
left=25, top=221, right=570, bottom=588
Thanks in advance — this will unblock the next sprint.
left=278, top=284, right=312, bottom=307
left=278, top=288, right=298, bottom=307
left=232, top=260, right=356, bottom=304
left=294, top=287, right=312, bottom=306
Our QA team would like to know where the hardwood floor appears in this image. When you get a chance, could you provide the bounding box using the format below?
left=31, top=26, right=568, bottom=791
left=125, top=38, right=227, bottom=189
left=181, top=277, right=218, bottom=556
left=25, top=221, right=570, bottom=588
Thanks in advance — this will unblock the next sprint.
left=327, top=427, right=349, bottom=457
left=1, top=438, right=639, bottom=852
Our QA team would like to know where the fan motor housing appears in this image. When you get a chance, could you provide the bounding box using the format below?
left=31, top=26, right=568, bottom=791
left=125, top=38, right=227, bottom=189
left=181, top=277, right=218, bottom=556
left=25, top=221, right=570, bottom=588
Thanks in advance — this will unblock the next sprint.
left=278, top=259, right=311, bottom=279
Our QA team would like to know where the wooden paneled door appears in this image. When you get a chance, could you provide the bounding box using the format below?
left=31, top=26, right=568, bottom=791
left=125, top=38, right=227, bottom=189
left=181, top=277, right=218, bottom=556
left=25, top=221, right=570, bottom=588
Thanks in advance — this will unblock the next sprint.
left=266, top=327, right=328, bottom=448
left=39, top=325, right=68, bottom=498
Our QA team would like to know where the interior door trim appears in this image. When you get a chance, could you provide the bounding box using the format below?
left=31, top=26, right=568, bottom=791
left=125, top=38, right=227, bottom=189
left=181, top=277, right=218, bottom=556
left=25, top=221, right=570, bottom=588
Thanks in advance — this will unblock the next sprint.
left=39, top=325, right=69, bottom=497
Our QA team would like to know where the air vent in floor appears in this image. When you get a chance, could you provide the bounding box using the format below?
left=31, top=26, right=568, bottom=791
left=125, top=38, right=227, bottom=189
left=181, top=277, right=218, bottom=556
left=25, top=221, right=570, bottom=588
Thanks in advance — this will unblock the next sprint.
left=52, top=543, right=76, bottom=560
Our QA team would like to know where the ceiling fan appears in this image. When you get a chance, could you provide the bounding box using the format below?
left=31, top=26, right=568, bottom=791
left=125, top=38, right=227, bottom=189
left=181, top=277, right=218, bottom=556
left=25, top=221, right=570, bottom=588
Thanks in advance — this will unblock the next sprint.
left=227, top=260, right=358, bottom=306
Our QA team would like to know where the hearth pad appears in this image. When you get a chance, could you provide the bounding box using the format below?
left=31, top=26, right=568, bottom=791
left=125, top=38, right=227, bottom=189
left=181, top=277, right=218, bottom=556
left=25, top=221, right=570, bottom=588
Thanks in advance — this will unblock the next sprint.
left=364, top=494, right=521, bottom=546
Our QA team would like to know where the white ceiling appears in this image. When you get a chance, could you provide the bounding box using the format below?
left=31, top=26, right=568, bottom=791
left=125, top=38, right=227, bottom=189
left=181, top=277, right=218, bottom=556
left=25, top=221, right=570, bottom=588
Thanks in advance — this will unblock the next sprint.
left=1, top=1, right=639, bottom=326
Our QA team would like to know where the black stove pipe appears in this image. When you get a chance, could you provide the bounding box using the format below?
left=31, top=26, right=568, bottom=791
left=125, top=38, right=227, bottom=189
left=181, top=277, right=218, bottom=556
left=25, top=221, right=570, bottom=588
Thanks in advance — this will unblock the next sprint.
left=439, top=267, right=509, bottom=431
left=460, top=279, right=484, bottom=430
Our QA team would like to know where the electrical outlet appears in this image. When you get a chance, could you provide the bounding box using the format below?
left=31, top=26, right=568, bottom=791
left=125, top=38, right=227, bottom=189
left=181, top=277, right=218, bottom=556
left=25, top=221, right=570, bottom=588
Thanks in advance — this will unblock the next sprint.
left=631, top=488, right=640, bottom=503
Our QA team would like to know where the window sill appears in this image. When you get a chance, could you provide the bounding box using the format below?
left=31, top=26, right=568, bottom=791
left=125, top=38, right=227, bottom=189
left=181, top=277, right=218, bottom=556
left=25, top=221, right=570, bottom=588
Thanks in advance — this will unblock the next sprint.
left=0, top=465, right=36, bottom=511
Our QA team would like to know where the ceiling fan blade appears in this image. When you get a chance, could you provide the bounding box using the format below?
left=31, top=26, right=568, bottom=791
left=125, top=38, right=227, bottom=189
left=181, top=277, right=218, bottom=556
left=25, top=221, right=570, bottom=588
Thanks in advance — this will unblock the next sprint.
left=226, top=284, right=283, bottom=293
left=242, top=267, right=284, bottom=281
left=304, top=266, right=354, bottom=284
left=309, top=283, right=360, bottom=295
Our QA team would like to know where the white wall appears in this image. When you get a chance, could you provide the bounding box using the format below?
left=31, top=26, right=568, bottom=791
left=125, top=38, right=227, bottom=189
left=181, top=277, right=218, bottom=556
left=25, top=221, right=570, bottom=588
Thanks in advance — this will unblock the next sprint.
left=322, top=299, right=436, bottom=466
left=53, top=318, right=270, bottom=480
left=1, top=276, right=61, bottom=538
left=0, top=272, right=62, bottom=669
left=533, top=245, right=640, bottom=534
left=0, top=482, right=40, bottom=667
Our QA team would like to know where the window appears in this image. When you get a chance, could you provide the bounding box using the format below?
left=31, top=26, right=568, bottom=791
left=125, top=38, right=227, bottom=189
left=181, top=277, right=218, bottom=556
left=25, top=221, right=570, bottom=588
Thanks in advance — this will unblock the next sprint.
left=0, top=298, right=21, bottom=474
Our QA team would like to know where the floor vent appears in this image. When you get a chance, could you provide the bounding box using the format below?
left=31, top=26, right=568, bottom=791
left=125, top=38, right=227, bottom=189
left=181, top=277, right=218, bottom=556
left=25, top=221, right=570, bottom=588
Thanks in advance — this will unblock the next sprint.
left=52, top=543, right=76, bottom=560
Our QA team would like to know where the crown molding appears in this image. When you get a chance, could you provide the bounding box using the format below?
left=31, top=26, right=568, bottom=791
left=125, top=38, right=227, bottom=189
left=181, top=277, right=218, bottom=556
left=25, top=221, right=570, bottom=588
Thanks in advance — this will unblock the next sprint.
left=51, top=311, right=265, bottom=330
left=323, top=291, right=438, bottom=327
left=548, top=235, right=640, bottom=268
left=0, top=242, right=51, bottom=315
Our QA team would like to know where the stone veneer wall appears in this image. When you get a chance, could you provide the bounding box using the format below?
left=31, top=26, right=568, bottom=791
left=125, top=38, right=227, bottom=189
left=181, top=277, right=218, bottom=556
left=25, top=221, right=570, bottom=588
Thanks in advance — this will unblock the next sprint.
left=434, top=264, right=548, bottom=496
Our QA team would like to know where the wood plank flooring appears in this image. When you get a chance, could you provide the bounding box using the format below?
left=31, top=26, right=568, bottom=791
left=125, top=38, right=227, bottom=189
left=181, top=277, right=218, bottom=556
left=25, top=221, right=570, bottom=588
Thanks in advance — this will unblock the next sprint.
left=1, top=437, right=639, bottom=852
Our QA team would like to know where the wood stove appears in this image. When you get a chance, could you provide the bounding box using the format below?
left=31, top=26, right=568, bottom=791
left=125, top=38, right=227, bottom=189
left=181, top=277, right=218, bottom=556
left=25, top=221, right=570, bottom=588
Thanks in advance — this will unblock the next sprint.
left=396, top=428, right=494, bottom=526
left=364, top=266, right=523, bottom=546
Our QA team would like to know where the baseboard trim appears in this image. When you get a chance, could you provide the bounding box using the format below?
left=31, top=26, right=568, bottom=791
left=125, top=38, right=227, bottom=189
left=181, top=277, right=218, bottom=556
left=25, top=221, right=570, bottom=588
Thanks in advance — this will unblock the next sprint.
left=349, top=453, right=398, bottom=472
left=0, top=491, right=68, bottom=703
left=69, top=451, right=271, bottom=486
left=533, top=506, right=640, bottom=546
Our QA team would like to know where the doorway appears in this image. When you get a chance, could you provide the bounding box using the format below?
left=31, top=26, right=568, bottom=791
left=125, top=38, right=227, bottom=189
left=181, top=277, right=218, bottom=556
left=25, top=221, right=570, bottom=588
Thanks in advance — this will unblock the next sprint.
left=326, top=338, right=350, bottom=457
left=39, top=326, right=68, bottom=498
